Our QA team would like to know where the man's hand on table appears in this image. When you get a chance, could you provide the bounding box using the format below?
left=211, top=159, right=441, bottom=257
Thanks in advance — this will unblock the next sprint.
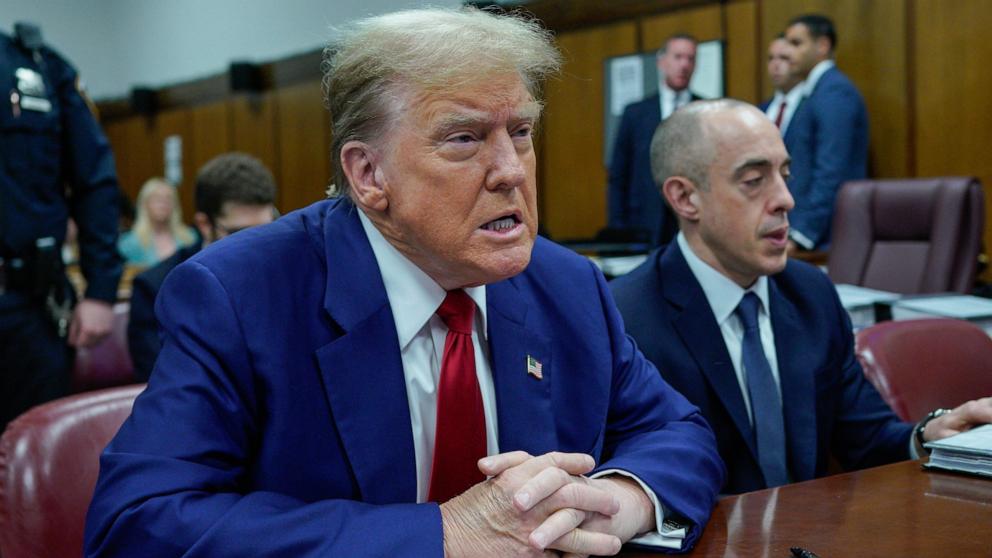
left=440, top=451, right=655, bottom=558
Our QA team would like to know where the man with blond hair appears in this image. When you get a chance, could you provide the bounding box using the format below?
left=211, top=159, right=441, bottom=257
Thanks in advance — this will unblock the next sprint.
left=86, top=8, right=723, bottom=557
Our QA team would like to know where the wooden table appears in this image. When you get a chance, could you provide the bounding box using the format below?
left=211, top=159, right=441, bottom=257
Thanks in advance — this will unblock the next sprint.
left=622, top=460, right=992, bottom=557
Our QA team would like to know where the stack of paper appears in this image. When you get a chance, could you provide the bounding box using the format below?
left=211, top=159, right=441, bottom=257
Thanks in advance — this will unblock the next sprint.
left=834, top=284, right=901, bottom=330
left=891, top=295, right=992, bottom=335
left=924, top=424, right=992, bottom=478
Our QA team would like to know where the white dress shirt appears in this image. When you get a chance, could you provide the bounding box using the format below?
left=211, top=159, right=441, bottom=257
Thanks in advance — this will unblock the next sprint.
left=764, top=83, right=805, bottom=137
left=359, top=211, right=682, bottom=548
left=659, top=83, right=692, bottom=120
left=677, top=233, right=781, bottom=422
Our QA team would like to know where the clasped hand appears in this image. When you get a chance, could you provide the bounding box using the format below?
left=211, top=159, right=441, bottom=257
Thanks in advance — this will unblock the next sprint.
left=440, top=451, right=654, bottom=558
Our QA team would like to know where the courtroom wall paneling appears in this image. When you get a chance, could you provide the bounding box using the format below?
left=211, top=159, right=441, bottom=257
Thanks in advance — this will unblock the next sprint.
left=724, top=0, right=760, bottom=103
left=274, top=80, right=332, bottom=213
left=640, top=3, right=723, bottom=51
left=230, top=92, right=280, bottom=192
left=189, top=101, right=232, bottom=188
left=104, top=117, right=158, bottom=204
left=152, top=108, right=196, bottom=223
left=760, top=0, right=909, bottom=178
left=541, top=21, right=637, bottom=240
left=914, top=0, right=992, bottom=281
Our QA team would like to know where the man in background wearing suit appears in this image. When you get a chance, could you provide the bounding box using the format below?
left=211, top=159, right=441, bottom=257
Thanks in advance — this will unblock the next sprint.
left=611, top=99, right=992, bottom=494
left=608, top=34, right=700, bottom=246
left=127, top=152, right=276, bottom=381
left=760, top=35, right=804, bottom=137
left=783, top=13, right=868, bottom=251
left=86, top=8, right=723, bottom=557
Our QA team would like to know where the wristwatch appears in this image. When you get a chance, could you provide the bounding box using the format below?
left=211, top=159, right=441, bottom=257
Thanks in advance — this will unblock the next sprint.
left=915, top=408, right=952, bottom=453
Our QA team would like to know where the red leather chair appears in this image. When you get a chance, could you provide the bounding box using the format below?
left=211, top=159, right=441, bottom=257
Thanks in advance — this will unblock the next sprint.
left=72, top=302, right=136, bottom=392
left=0, top=384, right=144, bottom=558
left=855, top=318, right=992, bottom=421
left=828, top=177, right=984, bottom=294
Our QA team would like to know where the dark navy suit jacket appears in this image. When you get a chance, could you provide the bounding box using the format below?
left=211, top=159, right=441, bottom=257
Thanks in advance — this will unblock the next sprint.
left=127, top=240, right=201, bottom=382
left=611, top=243, right=912, bottom=494
left=608, top=92, right=699, bottom=246
left=85, top=198, right=724, bottom=556
left=784, top=66, right=868, bottom=248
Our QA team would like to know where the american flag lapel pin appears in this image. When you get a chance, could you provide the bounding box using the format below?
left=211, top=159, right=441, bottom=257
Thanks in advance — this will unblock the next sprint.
left=526, top=355, right=543, bottom=380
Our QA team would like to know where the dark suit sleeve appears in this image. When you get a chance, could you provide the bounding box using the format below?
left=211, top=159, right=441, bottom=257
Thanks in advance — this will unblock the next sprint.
left=789, top=80, right=866, bottom=247
left=591, top=261, right=725, bottom=552
left=53, top=54, right=123, bottom=303
left=126, top=272, right=161, bottom=382
left=818, top=274, right=914, bottom=469
left=608, top=105, right=636, bottom=228
left=85, top=261, right=444, bottom=557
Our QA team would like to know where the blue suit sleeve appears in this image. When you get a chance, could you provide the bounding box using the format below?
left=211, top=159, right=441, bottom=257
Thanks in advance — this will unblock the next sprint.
left=789, top=82, right=866, bottom=247
left=608, top=106, right=635, bottom=228
left=84, top=261, right=444, bottom=557
left=52, top=54, right=123, bottom=302
left=590, top=261, right=725, bottom=552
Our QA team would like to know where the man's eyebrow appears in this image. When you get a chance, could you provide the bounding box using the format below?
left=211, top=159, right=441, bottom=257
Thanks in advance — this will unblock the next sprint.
left=430, top=102, right=543, bottom=134
left=732, top=158, right=772, bottom=180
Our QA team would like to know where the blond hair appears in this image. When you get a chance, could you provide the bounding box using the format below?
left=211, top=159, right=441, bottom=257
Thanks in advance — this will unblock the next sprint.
left=131, top=177, right=194, bottom=249
left=322, top=7, right=561, bottom=197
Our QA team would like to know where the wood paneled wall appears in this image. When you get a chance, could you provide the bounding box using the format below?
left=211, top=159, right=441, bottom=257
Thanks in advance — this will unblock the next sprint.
left=103, top=81, right=331, bottom=219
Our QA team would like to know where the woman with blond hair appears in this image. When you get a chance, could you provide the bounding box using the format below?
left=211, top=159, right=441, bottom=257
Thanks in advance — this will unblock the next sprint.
left=118, top=177, right=196, bottom=266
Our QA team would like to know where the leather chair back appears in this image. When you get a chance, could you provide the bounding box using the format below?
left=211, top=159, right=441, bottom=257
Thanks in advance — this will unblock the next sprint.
left=828, top=177, right=984, bottom=294
left=855, top=318, right=992, bottom=421
left=0, top=384, right=144, bottom=558
left=72, top=302, right=136, bottom=392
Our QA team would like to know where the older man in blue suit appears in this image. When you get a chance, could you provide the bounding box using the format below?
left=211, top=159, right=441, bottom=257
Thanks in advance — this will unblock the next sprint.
left=782, top=14, right=868, bottom=251
left=611, top=99, right=992, bottom=494
left=85, top=8, right=723, bottom=557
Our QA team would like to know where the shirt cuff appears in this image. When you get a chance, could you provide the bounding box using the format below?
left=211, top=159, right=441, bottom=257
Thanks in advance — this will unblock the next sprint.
left=789, top=228, right=815, bottom=250
left=590, top=468, right=687, bottom=550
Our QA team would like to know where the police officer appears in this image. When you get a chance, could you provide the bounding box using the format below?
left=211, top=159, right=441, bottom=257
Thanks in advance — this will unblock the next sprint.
left=1, top=23, right=123, bottom=432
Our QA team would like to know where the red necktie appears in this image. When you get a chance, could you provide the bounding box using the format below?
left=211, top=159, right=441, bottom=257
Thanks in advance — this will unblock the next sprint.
left=774, top=101, right=788, bottom=129
left=427, top=289, right=486, bottom=502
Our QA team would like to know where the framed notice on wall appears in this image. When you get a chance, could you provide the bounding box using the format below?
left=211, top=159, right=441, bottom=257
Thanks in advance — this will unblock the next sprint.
left=603, top=40, right=724, bottom=166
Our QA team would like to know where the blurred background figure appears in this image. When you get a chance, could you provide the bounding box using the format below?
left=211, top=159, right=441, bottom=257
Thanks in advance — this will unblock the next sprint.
left=127, top=152, right=277, bottom=381
left=117, top=177, right=196, bottom=267
left=1, top=23, right=122, bottom=433
left=760, top=35, right=804, bottom=136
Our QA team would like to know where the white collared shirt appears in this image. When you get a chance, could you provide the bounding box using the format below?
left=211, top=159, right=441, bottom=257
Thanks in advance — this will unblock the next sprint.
left=801, top=59, right=835, bottom=98
left=659, top=83, right=692, bottom=120
left=677, top=233, right=781, bottom=423
left=359, top=211, right=500, bottom=502
left=359, top=210, right=682, bottom=548
left=764, top=84, right=805, bottom=136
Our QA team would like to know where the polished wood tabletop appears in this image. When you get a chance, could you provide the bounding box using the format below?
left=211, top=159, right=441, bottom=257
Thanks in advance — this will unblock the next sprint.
left=622, top=459, right=992, bottom=557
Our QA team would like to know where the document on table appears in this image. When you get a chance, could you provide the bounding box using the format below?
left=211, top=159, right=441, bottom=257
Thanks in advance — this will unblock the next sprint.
left=924, top=423, right=992, bottom=478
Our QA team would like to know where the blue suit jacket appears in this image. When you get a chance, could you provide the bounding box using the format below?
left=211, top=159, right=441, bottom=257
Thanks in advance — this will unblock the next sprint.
left=85, top=198, right=724, bottom=556
left=608, top=93, right=698, bottom=246
left=784, top=66, right=868, bottom=248
left=610, top=243, right=912, bottom=494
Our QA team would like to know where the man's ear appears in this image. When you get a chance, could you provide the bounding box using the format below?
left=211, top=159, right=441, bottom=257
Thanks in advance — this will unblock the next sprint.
left=662, top=176, right=702, bottom=222
left=193, top=212, right=213, bottom=243
left=816, top=36, right=831, bottom=59
left=341, top=140, right=388, bottom=212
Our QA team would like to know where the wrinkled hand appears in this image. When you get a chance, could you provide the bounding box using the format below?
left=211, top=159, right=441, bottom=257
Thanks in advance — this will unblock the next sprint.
left=68, top=298, right=113, bottom=348
left=440, top=451, right=622, bottom=558
left=924, top=397, right=992, bottom=442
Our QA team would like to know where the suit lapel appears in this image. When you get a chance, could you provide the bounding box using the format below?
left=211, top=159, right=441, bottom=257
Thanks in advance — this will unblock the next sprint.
left=314, top=201, right=417, bottom=504
left=769, top=277, right=817, bottom=481
left=486, top=279, right=557, bottom=455
left=661, top=245, right=759, bottom=462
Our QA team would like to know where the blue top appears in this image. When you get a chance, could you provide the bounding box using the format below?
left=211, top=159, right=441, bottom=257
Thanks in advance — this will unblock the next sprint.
left=117, top=228, right=197, bottom=267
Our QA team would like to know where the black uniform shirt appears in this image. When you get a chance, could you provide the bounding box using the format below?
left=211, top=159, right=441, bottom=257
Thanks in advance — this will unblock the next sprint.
left=0, top=31, right=121, bottom=302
